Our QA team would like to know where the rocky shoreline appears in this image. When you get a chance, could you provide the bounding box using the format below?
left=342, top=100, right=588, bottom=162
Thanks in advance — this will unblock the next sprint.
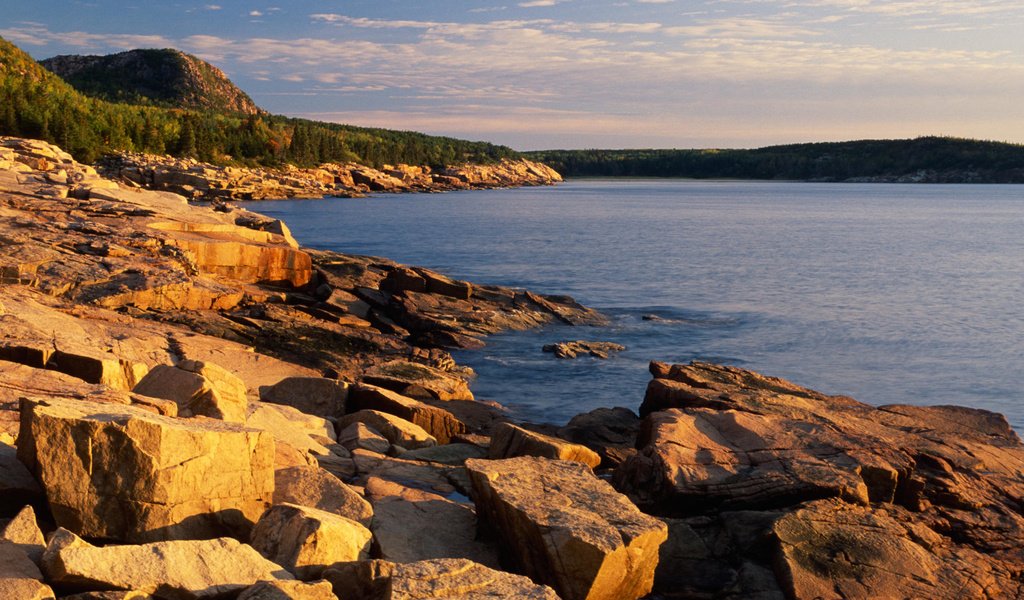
left=2, top=136, right=1024, bottom=599
left=97, top=152, right=564, bottom=202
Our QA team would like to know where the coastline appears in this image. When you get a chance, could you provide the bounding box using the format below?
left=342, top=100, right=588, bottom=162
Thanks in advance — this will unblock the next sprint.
left=2, top=136, right=1024, bottom=599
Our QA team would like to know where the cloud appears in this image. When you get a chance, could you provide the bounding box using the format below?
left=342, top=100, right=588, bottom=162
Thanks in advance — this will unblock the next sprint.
left=203, top=4, right=221, bottom=10
left=249, top=10, right=263, bottom=17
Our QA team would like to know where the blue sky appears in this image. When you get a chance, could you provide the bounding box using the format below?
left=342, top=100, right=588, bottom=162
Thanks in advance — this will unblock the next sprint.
left=4, top=1, right=1024, bottom=150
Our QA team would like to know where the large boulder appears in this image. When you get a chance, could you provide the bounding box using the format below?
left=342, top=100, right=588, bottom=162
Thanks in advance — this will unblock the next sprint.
left=615, top=361, right=1024, bottom=599
left=361, top=361, right=473, bottom=402
left=465, top=456, right=667, bottom=600
left=251, top=503, right=372, bottom=580
left=273, top=465, right=373, bottom=527
left=347, top=384, right=465, bottom=444
left=558, top=407, right=640, bottom=469
left=488, top=422, right=601, bottom=469
left=0, top=441, right=43, bottom=513
left=41, top=528, right=293, bottom=598
left=18, top=397, right=274, bottom=542
left=259, top=377, right=349, bottom=420
left=132, top=360, right=248, bottom=423
left=237, top=580, right=337, bottom=600
left=322, top=558, right=559, bottom=600
left=337, top=411, right=436, bottom=451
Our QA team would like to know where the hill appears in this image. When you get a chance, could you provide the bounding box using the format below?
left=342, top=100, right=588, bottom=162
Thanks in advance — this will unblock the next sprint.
left=526, top=138, right=1024, bottom=182
left=41, top=49, right=263, bottom=115
left=0, top=36, right=516, bottom=167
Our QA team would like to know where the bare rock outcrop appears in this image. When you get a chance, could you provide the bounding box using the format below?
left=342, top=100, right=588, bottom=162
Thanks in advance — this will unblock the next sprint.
left=615, top=361, right=1024, bottom=599
left=465, top=456, right=668, bottom=600
left=542, top=340, right=625, bottom=359
left=322, top=558, right=559, bottom=600
left=18, top=397, right=275, bottom=542
left=41, top=528, right=293, bottom=598
left=132, top=360, right=248, bottom=423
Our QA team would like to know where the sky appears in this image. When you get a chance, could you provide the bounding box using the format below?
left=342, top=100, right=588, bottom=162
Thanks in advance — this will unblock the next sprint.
left=4, top=1, right=1024, bottom=150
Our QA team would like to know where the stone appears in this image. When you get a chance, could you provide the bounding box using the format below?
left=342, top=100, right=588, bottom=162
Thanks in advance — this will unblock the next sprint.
left=542, top=341, right=626, bottom=359
left=614, top=362, right=1024, bottom=598
left=45, top=349, right=149, bottom=391
left=338, top=422, right=391, bottom=454
left=273, top=465, right=373, bottom=526
left=398, top=443, right=488, bottom=465
left=379, top=267, right=427, bottom=294
left=247, top=401, right=335, bottom=462
left=466, top=456, right=667, bottom=600
left=0, top=540, right=53, bottom=600
left=558, top=407, right=640, bottom=469
left=348, top=384, right=465, bottom=444
left=362, top=361, right=474, bottom=402
left=259, top=377, right=349, bottom=419
left=251, top=503, right=372, bottom=580
left=132, top=360, right=248, bottom=423
left=414, top=269, right=473, bottom=300
left=0, top=505, right=45, bottom=564
left=237, top=580, right=337, bottom=600
left=365, top=475, right=499, bottom=567
left=337, top=410, right=436, bottom=451
left=488, top=422, right=602, bottom=469
left=61, top=592, right=154, bottom=600
left=0, top=441, right=43, bottom=513
left=773, top=499, right=1020, bottom=599
left=18, top=397, right=274, bottom=542
left=42, top=528, right=293, bottom=598
left=322, top=558, right=559, bottom=600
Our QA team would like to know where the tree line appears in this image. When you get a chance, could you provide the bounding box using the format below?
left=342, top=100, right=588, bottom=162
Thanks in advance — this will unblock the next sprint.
left=526, top=138, right=1024, bottom=182
left=0, top=37, right=516, bottom=167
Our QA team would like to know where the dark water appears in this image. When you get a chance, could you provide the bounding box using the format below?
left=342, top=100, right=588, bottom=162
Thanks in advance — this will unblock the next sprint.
left=248, top=180, right=1024, bottom=429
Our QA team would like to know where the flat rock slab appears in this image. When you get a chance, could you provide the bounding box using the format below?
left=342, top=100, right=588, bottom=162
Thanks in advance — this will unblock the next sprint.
left=273, top=465, right=373, bottom=526
left=488, top=422, right=601, bottom=469
left=466, top=456, right=667, bottom=600
left=323, top=558, right=559, bottom=600
left=42, top=529, right=293, bottom=599
left=18, top=396, right=274, bottom=542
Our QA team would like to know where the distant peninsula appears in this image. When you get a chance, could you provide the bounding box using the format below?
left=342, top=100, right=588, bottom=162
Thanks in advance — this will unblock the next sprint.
left=526, top=138, right=1024, bottom=183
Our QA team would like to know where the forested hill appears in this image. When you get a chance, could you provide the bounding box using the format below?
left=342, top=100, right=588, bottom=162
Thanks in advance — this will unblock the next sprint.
left=526, top=138, right=1024, bottom=183
left=41, top=49, right=264, bottom=115
left=0, top=36, right=516, bottom=167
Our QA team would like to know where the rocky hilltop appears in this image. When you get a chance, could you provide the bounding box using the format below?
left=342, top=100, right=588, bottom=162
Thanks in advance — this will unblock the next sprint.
left=40, top=49, right=263, bottom=115
left=98, top=152, right=564, bottom=201
left=1, top=136, right=1023, bottom=599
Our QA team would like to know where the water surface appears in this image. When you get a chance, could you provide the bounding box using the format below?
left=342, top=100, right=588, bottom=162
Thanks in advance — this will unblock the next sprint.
left=249, top=180, right=1024, bottom=429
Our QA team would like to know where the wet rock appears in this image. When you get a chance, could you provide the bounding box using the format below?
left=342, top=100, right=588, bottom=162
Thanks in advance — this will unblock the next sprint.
left=273, top=465, right=373, bottom=527
left=466, top=456, right=667, bottom=600
left=18, top=397, right=274, bottom=542
left=259, top=377, right=349, bottom=420
left=542, top=340, right=625, bottom=359
left=322, top=558, right=559, bottom=600
left=251, top=503, right=372, bottom=580
left=41, top=528, right=293, bottom=598
left=132, top=360, right=248, bottom=423
left=348, top=384, right=466, bottom=444
left=488, top=422, right=601, bottom=469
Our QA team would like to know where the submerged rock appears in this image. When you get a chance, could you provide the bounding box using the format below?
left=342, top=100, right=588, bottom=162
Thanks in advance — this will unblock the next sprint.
left=542, top=340, right=625, bottom=359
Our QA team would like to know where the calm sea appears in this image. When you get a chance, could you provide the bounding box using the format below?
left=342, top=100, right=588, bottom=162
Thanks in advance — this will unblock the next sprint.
left=248, top=180, right=1024, bottom=429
